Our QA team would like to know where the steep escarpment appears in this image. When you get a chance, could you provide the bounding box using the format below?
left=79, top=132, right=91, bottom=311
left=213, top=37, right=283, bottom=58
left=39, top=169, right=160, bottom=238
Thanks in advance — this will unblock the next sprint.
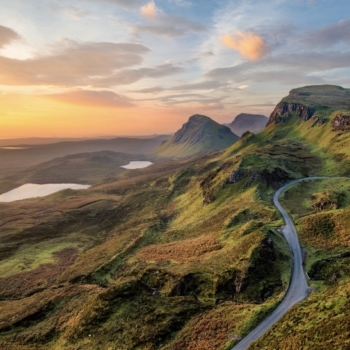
left=267, top=102, right=315, bottom=125
left=267, top=85, right=350, bottom=126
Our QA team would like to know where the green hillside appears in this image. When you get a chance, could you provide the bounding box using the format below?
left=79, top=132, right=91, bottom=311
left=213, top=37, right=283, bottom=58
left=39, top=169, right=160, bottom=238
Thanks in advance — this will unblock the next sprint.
left=0, top=85, right=349, bottom=349
left=154, top=114, right=239, bottom=158
left=249, top=178, right=350, bottom=350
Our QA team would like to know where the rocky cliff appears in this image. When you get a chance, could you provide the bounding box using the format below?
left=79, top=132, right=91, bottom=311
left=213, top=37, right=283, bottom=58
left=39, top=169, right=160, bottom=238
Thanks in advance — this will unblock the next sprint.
left=332, top=114, right=350, bottom=132
left=267, top=85, right=350, bottom=126
left=267, top=101, right=315, bottom=126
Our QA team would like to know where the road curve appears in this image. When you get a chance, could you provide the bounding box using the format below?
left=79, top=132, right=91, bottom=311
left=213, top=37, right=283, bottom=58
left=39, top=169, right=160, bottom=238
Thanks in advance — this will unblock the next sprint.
left=231, top=176, right=339, bottom=350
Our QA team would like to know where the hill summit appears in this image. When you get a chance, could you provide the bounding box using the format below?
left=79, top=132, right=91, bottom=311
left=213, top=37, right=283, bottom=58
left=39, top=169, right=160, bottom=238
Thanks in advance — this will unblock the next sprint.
left=267, top=85, right=350, bottom=126
left=228, top=113, right=268, bottom=136
left=154, top=114, right=238, bottom=158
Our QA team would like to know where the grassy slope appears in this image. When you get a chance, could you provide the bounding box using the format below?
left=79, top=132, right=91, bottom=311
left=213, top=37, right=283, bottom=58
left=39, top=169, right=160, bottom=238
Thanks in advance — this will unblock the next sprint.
left=0, top=140, right=302, bottom=350
left=0, top=121, right=327, bottom=349
left=249, top=178, right=350, bottom=350
left=0, top=85, right=349, bottom=349
left=246, top=85, right=350, bottom=349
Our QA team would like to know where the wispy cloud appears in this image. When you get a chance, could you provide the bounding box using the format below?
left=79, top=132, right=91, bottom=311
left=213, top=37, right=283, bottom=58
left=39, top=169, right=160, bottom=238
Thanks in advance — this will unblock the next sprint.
left=51, top=5, right=90, bottom=20
left=131, top=86, right=164, bottom=93
left=48, top=89, right=134, bottom=108
left=168, top=0, right=192, bottom=7
left=132, top=13, right=205, bottom=37
left=0, top=25, right=20, bottom=48
left=95, top=0, right=147, bottom=9
left=222, top=32, right=268, bottom=60
left=170, top=80, right=226, bottom=91
left=95, top=63, right=184, bottom=86
left=0, top=40, right=150, bottom=86
left=301, top=18, right=350, bottom=47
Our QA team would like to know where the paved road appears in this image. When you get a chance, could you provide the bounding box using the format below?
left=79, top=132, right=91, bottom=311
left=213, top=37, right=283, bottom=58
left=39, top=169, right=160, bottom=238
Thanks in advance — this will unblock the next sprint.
left=231, top=176, right=337, bottom=350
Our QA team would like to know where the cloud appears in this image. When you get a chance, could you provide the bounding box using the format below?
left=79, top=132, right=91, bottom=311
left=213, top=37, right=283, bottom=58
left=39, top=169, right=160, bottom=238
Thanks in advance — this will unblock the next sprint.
left=94, top=0, right=146, bottom=9
left=48, top=89, right=134, bottom=108
left=132, top=86, right=164, bottom=93
left=0, top=25, right=21, bottom=48
left=132, top=14, right=205, bottom=37
left=160, top=93, right=222, bottom=105
left=51, top=5, right=90, bottom=20
left=168, top=0, right=192, bottom=7
left=0, top=41, right=150, bottom=86
left=238, top=85, right=248, bottom=89
left=170, top=80, right=227, bottom=91
left=222, top=32, right=268, bottom=61
left=302, top=18, right=350, bottom=48
left=141, top=1, right=157, bottom=20
left=95, top=63, right=184, bottom=86
left=247, top=71, right=325, bottom=85
left=187, top=51, right=214, bottom=64
left=205, top=50, right=350, bottom=86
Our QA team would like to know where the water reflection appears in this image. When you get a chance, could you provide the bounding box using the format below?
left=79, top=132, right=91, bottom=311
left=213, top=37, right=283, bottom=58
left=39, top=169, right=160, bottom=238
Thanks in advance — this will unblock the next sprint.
left=0, top=183, right=90, bottom=202
left=120, top=161, right=153, bottom=169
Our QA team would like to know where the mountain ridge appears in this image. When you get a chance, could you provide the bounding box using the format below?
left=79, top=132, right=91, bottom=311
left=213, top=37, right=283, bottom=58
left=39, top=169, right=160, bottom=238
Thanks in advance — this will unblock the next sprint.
left=154, top=114, right=239, bottom=158
left=228, top=113, right=268, bottom=136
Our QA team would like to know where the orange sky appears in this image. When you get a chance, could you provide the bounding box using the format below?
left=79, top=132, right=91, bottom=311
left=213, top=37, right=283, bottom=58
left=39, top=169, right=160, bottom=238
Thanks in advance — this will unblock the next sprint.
left=0, top=92, right=246, bottom=138
left=0, top=1, right=349, bottom=138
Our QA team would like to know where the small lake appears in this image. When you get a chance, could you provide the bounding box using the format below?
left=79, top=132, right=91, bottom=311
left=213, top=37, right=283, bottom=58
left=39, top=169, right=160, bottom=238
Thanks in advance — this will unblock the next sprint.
left=120, top=161, right=153, bottom=169
left=0, top=183, right=90, bottom=203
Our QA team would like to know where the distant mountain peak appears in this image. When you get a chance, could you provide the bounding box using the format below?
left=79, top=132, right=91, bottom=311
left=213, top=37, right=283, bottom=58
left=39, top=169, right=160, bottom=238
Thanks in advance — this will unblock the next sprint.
left=228, top=113, right=268, bottom=136
left=189, top=114, right=211, bottom=121
left=154, top=114, right=238, bottom=158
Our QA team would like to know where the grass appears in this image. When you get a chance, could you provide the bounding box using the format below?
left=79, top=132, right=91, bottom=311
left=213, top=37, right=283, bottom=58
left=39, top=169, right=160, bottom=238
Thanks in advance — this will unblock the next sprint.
left=249, top=177, right=350, bottom=349
left=1, top=87, right=350, bottom=349
left=0, top=143, right=294, bottom=349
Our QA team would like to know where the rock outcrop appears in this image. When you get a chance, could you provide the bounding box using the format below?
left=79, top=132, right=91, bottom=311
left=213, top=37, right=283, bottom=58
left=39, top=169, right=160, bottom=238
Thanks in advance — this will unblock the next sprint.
left=332, top=114, right=350, bottom=132
left=267, top=85, right=350, bottom=126
left=267, top=102, right=315, bottom=126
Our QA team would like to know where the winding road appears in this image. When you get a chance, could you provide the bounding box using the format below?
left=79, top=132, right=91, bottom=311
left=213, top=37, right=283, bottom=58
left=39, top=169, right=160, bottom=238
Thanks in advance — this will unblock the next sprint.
left=231, top=176, right=339, bottom=350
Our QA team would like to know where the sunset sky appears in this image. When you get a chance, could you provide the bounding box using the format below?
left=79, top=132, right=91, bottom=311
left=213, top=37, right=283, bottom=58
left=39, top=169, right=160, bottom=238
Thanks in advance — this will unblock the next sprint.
left=0, top=0, right=349, bottom=138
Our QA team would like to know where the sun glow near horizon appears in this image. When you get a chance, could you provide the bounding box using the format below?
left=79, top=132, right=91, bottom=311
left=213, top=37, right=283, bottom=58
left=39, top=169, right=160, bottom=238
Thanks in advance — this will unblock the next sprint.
left=0, top=1, right=349, bottom=138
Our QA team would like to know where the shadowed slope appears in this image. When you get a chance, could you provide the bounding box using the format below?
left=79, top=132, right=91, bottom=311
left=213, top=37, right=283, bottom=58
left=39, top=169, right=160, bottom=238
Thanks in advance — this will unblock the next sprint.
left=228, top=114, right=268, bottom=136
left=154, top=115, right=238, bottom=158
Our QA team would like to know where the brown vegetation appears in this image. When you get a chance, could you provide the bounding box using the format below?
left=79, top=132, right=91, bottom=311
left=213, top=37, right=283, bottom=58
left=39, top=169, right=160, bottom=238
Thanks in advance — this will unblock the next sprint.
left=136, top=235, right=222, bottom=262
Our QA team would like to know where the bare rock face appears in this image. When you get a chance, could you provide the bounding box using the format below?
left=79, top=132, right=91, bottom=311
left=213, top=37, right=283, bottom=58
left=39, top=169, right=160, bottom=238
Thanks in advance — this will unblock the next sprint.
left=267, top=102, right=315, bottom=126
left=267, top=85, right=350, bottom=126
left=332, top=114, right=350, bottom=132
